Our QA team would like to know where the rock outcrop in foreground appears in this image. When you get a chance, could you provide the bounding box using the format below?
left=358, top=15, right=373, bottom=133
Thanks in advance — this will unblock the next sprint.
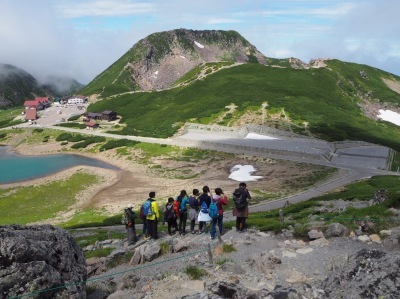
left=0, top=225, right=87, bottom=299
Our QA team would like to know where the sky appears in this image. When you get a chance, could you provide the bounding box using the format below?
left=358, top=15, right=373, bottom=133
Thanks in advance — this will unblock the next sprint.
left=0, top=0, right=399, bottom=84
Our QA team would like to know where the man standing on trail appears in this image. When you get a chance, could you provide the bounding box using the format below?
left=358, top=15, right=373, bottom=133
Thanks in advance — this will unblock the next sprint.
left=125, top=203, right=137, bottom=245
left=146, top=191, right=160, bottom=240
left=232, top=182, right=251, bottom=232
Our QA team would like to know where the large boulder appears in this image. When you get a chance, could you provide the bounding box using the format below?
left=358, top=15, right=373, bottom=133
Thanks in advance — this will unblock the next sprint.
left=0, top=225, right=87, bottom=299
left=321, top=249, right=400, bottom=298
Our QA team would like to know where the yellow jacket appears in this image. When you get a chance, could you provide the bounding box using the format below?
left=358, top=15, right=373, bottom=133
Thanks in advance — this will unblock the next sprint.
left=146, top=199, right=160, bottom=221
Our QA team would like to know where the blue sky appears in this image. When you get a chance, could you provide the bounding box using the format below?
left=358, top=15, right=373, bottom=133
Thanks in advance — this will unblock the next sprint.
left=0, top=0, right=399, bottom=84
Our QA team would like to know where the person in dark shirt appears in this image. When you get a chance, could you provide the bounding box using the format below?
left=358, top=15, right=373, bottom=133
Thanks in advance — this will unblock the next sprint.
left=198, top=185, right=212, bottom=234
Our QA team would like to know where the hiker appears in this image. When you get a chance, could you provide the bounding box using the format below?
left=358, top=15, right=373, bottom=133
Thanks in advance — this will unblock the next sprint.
left=188, top=189, right=200, bottom=234
left=145, top=191, right=160, bottom=240
left=198, top=186, right=212, bottom=233
left=139, top=203, right=148, bottom=238
left=210, top=187, right=228, bottom=240
left=232, top=182, right=251, bottom=232
left=163, top=197, right=178, bottom=235
left=124, top=203, right=137, bottom=245
left=176, top=190, right=189, bottom=235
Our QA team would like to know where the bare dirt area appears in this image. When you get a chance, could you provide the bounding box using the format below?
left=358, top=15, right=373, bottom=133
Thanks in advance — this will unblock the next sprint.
left=3, top=135, right=334, bottom=221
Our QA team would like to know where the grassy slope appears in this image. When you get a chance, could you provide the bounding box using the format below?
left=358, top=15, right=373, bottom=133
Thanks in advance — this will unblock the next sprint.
left=0, top=172, right=98, bottom=225
left=86, top=61, right=400, bottom=150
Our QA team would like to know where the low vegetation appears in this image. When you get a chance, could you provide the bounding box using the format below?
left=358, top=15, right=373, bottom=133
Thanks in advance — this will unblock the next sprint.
left=243, top=175, right=400, bottom=236
left=185, top=265, right=207, bottom=280
left=0, top=172, right=98, bottom=225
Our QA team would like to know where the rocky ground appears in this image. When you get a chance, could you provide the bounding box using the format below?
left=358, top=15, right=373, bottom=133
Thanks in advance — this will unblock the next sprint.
left=81, top=222, right=400, bottom=299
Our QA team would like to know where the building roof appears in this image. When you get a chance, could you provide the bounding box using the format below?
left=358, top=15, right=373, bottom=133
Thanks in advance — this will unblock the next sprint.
left=24, top=100, right=38, bottom=107
left=86, top=120, right=99, bottom=127
left=102, top=110, right=115, bottom=115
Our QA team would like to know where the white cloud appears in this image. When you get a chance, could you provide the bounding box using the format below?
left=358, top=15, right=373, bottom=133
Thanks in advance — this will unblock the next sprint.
left=56, top=0, right=155, bottom=18
left=207, top=18, right=242, bottom=24
left=0, top=0, right=399, bottom=85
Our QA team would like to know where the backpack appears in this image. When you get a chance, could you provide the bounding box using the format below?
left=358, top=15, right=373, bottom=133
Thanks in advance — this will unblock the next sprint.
left=180, top=198, right=187, bottom=212
left=121, top=209, right=129, bottom=225
left=164, top=204, right=176, bottom=221
left=233, top=189, right=247, bottom=209
left=209, top=201, right=218, bottom=219
left=200, top=201, right=208, bottom=213
left=139, top=205, right=146, bottom=220
left=143, top=200, right=153, bottom=216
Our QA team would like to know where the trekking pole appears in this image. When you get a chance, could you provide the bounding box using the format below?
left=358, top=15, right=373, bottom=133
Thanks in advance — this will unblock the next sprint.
left=207, top=243, right=213, bottom=264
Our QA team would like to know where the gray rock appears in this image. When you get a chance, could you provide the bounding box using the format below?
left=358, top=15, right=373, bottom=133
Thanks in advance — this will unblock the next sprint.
left=324, top=223, right=349, bottom=238
left=173, top=239, right=188, bottom=253
left=308, top=229, right=324, bottom=240
left=143, top=243, right=160, bottom=262
left=321, top=249, right=400, bottom=299
left=0, top=224, right=86, bottom=299
left=109, top=248, right=126, bottom=259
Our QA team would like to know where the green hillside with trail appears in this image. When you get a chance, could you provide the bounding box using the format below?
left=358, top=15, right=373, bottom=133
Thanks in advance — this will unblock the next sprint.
left=86, top=60, right=400, bottom=151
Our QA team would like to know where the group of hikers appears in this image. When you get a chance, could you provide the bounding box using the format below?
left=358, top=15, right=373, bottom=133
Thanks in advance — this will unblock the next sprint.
left=123, top=182, right=251, bottom=245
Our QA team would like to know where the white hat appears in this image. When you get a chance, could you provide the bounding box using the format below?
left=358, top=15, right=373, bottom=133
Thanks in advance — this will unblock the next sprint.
left=127, top=203, right=133, bottom=208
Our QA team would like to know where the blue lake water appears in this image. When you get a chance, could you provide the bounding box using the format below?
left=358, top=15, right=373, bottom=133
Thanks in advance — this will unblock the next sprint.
left=0, top=146, right=120, bottom=184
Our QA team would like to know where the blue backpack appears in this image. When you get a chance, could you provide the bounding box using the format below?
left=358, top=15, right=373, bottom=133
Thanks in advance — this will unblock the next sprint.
left=200, top=201, right=208, bottom=213
left=209, top=201, right=218, bottom=219
left=180, top=198, right=187, bottom=212
left=143, top=200, right=153, bottom=216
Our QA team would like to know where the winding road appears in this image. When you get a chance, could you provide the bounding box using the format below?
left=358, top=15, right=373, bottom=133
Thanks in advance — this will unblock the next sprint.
left=30, top=123, right=398, bottom=218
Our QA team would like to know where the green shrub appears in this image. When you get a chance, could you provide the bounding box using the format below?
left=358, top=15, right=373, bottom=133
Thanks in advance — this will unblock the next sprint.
left=0, top=133, right=7, bottom=139
left=99, top=139, right=140, bottom=151
left=57, top=123, right=87, bottom=129
left=85, top=247, right=114, bottom=259
left=68, top=115, right=82, bottom=121
left=160, top=242, right=170, bottom=255
left=60, top=141, right=68, bottom=146
left=56, top=132, right=73, bottom=141
left=33, top=128, right=44, bottom=133
left=68, top=134, right=85, bottom=142
left=71, top=136, right=106, bottom=149
left=185, top=265, right=207, bottom=280
left=222, top=244, right=236, bottom=253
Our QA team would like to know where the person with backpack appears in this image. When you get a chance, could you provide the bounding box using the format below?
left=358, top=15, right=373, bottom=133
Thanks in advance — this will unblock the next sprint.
left=176, top=190, right=189, bottom=235
left=163, top=197, right=178, bottom=235
left=188, top=189, right=200, bottom=234
left=144, top=191, right=160, bottom=240
left=198, top=186, right=212, bottom=234
left=232, top=182, right=251, bottom=232
left=210, top=187, right=228, bottom=240
left=124, top=203, right=137, bottom=245
left=139, top=204, right=148, bottom=239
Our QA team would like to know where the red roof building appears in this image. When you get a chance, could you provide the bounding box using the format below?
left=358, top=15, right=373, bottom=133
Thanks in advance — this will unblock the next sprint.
left=25, top=108, right=37, bottom=121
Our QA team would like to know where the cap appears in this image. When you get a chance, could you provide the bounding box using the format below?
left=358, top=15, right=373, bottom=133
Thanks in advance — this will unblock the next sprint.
left=127, top=203, right=133, bottom=208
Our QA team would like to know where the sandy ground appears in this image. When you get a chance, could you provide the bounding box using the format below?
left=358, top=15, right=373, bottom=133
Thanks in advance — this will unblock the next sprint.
left=2, top=132, right=334, bottom=223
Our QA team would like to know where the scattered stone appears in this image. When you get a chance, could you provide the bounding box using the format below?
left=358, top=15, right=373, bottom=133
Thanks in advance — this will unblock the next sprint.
left=324, top=222, right=349, bottom=238
left=308, top=229, right=324, bottom=240
left=357, top=235, right=371, bottom=243
left=173, top=239, right=189, bottom=252
left=369, top=234, right=381, bottom=243
left=296, top=247, right=314, bottom=254
left=286, top=269, right=308, bottom=284
left=380, top=229, right=391, bottom=236
left=282, top=250, right=297, bottom=258
left=309, top=237, right=329, bottom=247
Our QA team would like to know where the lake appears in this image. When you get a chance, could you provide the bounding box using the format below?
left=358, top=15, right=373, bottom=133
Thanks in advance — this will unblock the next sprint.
left=0, top=146, right=120, bottom=184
